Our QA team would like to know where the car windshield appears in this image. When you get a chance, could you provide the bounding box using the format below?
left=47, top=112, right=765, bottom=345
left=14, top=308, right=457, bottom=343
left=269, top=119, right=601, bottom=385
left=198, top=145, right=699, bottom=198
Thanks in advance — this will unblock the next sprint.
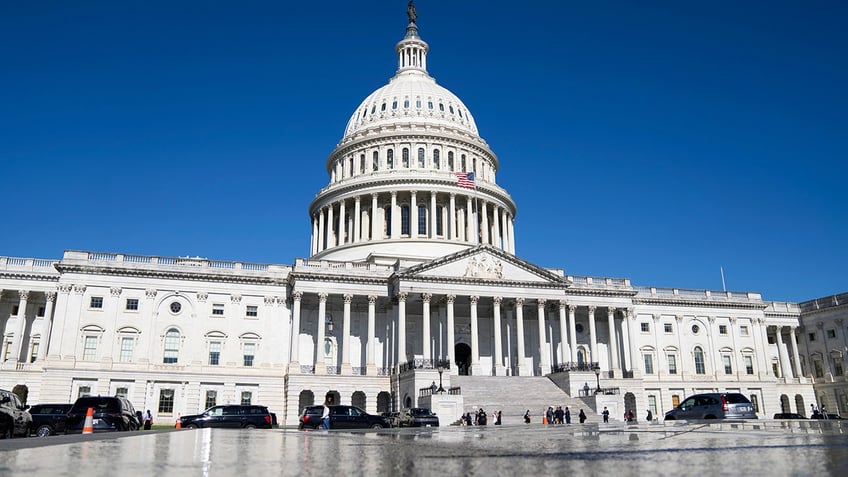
left=72, top=398, right=120, bottom=413
left=410, top=409, right=433, bottom=416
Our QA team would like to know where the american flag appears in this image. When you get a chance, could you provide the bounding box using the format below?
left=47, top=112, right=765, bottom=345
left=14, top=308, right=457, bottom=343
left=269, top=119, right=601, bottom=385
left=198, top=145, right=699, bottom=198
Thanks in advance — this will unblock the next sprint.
left=456, top=172, right=475, bottom=189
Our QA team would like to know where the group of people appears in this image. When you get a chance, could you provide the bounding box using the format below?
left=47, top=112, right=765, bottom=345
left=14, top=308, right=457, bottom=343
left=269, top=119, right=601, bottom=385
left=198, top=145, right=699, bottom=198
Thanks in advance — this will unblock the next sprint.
left=461, top=408, right=502, bottom=425
left=529, top=406, right=587, bottom=424
left=135, top=409, right=153, bottom=430
left=810, top=403, right=830, bottom=419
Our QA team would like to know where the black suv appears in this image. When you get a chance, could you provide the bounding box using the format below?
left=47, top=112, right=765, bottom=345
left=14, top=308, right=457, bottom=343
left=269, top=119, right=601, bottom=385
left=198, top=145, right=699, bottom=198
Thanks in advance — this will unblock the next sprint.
left=0, top=389, right=32, bottom=438
left=179, top=405, right=273, bottom=429
left=300, top=405, right=391, bottom=430
left=65, top=396, right=139, bottom=433
left=29, top=403, right=73, bottom=437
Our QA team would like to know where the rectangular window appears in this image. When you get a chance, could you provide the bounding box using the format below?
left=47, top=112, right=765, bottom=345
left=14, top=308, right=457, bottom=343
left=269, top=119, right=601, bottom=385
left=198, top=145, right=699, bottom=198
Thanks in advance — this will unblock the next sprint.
left=723, top=355, right=733, bottom=374
left=643, top=354, right=654, bottom=374
left=78, top=386, right=91, bottom=398
left=719, top=325, right=728, bottom=335
left=208, top=341, right=221, bottom=366
left=158, top=389, right=175, bottom=414
left=745, top=355, right=754, bottom=375
left=126, top=299, right=139, bottom=311
left=740, top=325, right=749, bottom=336
left=90, top=297, right=103, bottom=309
left=750, top=394, right=759, bottom=413
left=243, top=343, right=256, bottom=367
left=647, top=395, right=657, bottom=417
left=120, top=337, right=134, bottom=363
left=814, top=360, right=823, bottom=378
left=115, top=387, right=128, bottom=398
left=827, top=329, right=836, bottom=339
left=808, top=332, right=816, bottom=342
left=664, top=323, right=673, bottom=333
left=3, top=341, right=12, bottom=362
left=772, top=362, right=780, bottom=377
left=29, top=342, right=39, bottom=363
left=640, top=322, right=650, bottom=333
left=11, top=305, right=19, bottom=315
left=83, top=336, right=97, bottom=361
left=205, top=390, right=217, bottom=409
left=240, top=391, right=252, bottom=406
left=37, top=306, right=45, bottom=317
left=834, top=357, right=844, bottom=376
left=212, top=303, right=225, bottom=316
left=246, top=305, right=258, bottom=318
left=767, top=335, right=776, bottom=344
left=672, top=395, right=680, bottom=408
left=667, top=354, right=677, bottom=375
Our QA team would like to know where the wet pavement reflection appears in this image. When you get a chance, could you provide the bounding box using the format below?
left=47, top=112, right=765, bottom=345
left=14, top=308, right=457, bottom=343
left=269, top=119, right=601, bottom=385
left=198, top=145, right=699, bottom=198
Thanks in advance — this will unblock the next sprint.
left=1, top=422, right=847, bottom=476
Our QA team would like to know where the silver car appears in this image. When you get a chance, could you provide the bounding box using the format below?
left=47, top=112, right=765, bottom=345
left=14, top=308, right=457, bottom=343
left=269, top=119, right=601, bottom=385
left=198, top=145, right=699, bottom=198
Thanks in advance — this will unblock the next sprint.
left=664, top=393, right=758, bottom=420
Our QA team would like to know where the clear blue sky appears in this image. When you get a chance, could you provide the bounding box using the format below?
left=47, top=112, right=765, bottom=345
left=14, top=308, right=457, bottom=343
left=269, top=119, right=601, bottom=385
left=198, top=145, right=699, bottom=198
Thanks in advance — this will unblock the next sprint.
left=2, top=1, right=845, bottom=302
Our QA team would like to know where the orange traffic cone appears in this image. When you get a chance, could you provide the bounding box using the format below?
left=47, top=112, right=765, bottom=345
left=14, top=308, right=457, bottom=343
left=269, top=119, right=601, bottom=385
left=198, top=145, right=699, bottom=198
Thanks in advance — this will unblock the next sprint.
left=82, top=407, right=94, bottom=434
left=175, top=414, right=181, bottom=429
left=542, top=414, right=548, bottom=425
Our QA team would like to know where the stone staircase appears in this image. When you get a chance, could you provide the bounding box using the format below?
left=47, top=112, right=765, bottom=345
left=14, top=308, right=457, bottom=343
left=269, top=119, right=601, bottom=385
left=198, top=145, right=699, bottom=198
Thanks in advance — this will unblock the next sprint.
left=452, top=375, right=599, bottom=425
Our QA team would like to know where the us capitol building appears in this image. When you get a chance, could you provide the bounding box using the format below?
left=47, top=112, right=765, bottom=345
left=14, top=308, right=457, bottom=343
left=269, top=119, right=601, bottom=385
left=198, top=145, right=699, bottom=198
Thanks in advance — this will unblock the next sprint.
left=1, top=4, right=846, bottom=426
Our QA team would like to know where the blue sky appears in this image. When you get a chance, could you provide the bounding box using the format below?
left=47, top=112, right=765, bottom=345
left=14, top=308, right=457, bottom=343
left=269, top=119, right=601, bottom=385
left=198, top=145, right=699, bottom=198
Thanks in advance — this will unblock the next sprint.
left=1, top=1, right=845, bottom=302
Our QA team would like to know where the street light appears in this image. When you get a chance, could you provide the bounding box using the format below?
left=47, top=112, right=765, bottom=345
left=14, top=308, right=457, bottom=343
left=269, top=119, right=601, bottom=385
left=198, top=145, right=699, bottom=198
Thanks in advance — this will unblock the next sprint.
left=326, top=315, right=334, bottom=335
left=594, top=366, right=601, bottom=394
left=437, top=363, right=445, bottom=393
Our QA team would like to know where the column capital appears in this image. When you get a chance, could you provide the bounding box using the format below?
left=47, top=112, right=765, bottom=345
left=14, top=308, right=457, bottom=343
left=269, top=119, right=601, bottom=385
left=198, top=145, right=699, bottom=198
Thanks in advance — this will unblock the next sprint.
left=343, top=294, right=353, bottom=304
left=144, top=288, right=156, bottom=299
left=368, top=295, right=378, bottom=304
left=470, top=295, right=479, bottom=305
left=587, top=305, right=596, bottom=314
left=559, top=299, right=567, bottom=309
left=45, top=291, right=56, bottom=303
left=446, top=294, right=456, bottom=304
left=537, top=298, right=547, bottom=307
left=58, top=284, right=72, bottom=294
left=652, top=313, right=661, bottom=322
left=707, top=316, right=716, bottom=325
left=197, top=292, right=208, bottom=302
left=566, top=303, right=576, bottom=313
left=371, top=192, right=379, bottom=200
left=391, top=190, right=398, bottom=198
left=450, top=192, right=456, bottom=198
left=318, top=292, right=328, bottom=302
left=398, top=292, right=408, bottom=302
left=421, top=293, right=432, bottom=303
left=607, top=306, right=616, bottom=316
left=231, top=294, right=242, bottom=304
left=110, top=287, right=122, bottom=297
left=18, top=290, right=29, bottom=300
left=493, top=296, right=503, bottom=305
left=729, top=316, right=738, bottom=325
left=264, top=296, right=276, bottom=306
left=292, top=291, right=304, bottom=301
left=675, top=314, right=684, bottom=323
left=354, top=195, right=361, bottom=203
left=626, top=308, right=635, bottom=319
left=410, top=190, right=417, bottom=197
left=515, top=297, right=525, bottom=307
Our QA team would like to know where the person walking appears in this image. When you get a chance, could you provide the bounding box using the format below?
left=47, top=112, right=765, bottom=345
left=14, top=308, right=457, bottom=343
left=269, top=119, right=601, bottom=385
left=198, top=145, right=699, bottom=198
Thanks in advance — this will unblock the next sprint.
left=578, top=409, right=587, bottom=424
left=602, top=406, right=609, bottom=423
left=495, top=410, right=502, bottom=425
left=565, top=406, right=571, bottom=424
left=524, top=409, right=531, bottom=424
left=136, top=410, right=143, bottom=429
left=321, top=400, right=331, bottom=430
left=646, top=409, right=653, bottom=422
left=546, top=406, right=554, bottom=425
left=143, top=410, right=153, bottom=430
left=554, top=406, right=564, bottom=424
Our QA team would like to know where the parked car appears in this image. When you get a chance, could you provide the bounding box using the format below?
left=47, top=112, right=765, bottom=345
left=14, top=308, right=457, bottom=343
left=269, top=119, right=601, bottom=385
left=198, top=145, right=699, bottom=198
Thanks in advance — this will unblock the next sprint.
left=29, top=403, right=73, bottom=437
left=179, top=405, right=273, bottom=429
left=664, top=393, right=758, bottom=420
left=0, top=389, right=32, bottom=439
left=773, top=413, right=806, bottom=419
left=65, top=396, right=139, bottom=433
left=811, top=413, right=845, bottom=420
left=299, top=405, right=390, bottom=430
left=399, top=408, right=439, bottom=427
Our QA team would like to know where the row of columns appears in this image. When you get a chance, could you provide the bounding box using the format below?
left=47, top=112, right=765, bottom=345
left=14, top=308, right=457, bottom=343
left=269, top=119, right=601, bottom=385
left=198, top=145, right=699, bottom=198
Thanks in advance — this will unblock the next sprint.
left=310, top=192, right=516, bottom=255
left=0, top=290, right=56, bottom=363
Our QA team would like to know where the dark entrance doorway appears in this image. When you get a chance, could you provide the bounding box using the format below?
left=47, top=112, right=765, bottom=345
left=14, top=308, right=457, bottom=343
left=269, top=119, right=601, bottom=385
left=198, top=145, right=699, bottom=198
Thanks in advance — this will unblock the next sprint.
left=455, top=343, right=471, bottom=375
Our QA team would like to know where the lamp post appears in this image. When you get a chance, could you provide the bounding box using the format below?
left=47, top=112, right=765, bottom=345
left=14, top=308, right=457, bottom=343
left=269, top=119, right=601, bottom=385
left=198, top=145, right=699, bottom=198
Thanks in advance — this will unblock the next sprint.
left=594, top=366, right=601, bottom=394
left=326, top=315, right=334, bottom=335
left=437, top=364, right=445, bottom=393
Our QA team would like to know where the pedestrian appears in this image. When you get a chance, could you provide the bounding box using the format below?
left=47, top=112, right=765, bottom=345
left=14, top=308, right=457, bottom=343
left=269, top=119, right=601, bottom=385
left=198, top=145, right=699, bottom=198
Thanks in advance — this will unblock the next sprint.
left=625, top=410, right=634, bottom=422
left=546, top=406, right=554, bottom=425
left=646, top=409, right=653, bottom=423
left=524, top=409, right=531, bottom=424
left=602, top=406, right=609, bottom=423
left=321, top=400, right=331, bottom=430
left=466, top=412, right=474, bottom=426
left=578, top=409, right=587, bottom=424
left=144, top=409, right=153, bottom=430
left=495, top=410, right=502, bottom=425
left=478, top=408, right=488, bottom=425
left=136, top=410, right=143, bottom=429
left=554, top=406, right=564, bottom=424
left=821, top=404, right=828, bottom=420
left=565, top=406, right=571, bottom=424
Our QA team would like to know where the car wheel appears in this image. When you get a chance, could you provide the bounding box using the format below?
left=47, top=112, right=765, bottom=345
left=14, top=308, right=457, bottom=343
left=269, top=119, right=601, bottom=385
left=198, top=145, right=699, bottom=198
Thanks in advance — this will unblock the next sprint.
left=1, top=423, right=12, bottom=439
left=244, top=424, right=257, bottom=429
left=704, top=415, right=717, bottom=420
left=36, top=425, right=53, bottom=438
left=370, top=423, right=384, bottom=429
left=664, top=416, right=675, bottom=421
left=186, top=424, right=198, bottom=429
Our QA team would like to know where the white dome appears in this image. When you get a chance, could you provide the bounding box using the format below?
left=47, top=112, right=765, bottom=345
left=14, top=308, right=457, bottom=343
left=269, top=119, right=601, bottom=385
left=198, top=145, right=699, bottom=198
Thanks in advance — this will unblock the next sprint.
left=344, top=70, right=479, bottom=138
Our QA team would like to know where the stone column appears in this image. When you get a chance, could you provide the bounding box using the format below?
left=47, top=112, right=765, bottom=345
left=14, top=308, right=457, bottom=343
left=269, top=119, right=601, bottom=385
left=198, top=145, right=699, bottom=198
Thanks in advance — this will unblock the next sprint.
left=288, top=291, right=303, bottom=373
left=326, top=203, right=335, bottom=248
left=493, top=296, right=504, bottom=375
left=430, top=192, right=437, bottom=238
left=775, top=326, right=793, bottom=379
left=354, top=196, right=362, bottom=243
left=626, top=308, right=639, bottom=373
left=788, top=326, right=803, bottom=378
left=537, top=299, right=550, bottom=375
left=500, top=209, right=509, bottom=251
left=465, top=196, right=474, bottom=243
left=447, top=295, right=456, bottom=375
left=366, top=295, right=377, bottom=374
left=568, top=304, right=578, bottom=362
left=318, top=208, right=326, bottom=252
left=390, top=191, right=399, bottom=239
left=12, top=290, right=30, bottom=361
left=652, top=314, right=662, bottom=375
left=480, top=201, right=489, bottom=245
left=36, top=291, right=56, bottom=362
left=341, top=294, right=352, bottom=374
left=588, top=305, right=598, bottom=364
left=607, top=307, right=619, bottom=370
left=492, top=205, right=501, bottom=249
left=311, top=215, right=318, bottom=255
left=449, top=193, right=457, bottom=240
left=752, top=317, right=768, bottom=377
left=422, top=293, right=432, bottom=363
left=371, top=193, right=379, bottom=241
left=508, top=217, right=516, bottom=253
left=470, top=295, right=480, bottom=374
left=557, top=300, right=568, bottom=366
left=315, top=293, right=328, bottom=375
left=338, top=200, right=347, bottom=244
left=410, top=190, right=418, bottom=239
left=675, top=315, right=687, bottom=377
left=729, top=317, right=741, bottom=378
left=707, top=316, right=719, bottom=378
left=516, top=298, right=526, bottom=376
left=397, top=292, right=408, bottom=363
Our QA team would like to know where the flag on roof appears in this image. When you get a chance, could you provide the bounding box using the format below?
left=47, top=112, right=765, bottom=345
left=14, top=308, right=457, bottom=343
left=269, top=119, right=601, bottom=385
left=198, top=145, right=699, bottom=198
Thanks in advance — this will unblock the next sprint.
left=456, top=172, right=475, bottom=189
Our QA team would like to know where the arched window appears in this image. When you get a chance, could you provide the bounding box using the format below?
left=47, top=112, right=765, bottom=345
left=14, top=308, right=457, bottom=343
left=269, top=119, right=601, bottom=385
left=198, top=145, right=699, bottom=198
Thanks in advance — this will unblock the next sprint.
left=402, top=148, right=409, bottom=168
left=401, top=205, right=410, bottom=235
left=438, top=102, right=444, bottom=112
left=384, top=206, right=392, bottom=237
left=380, top=102, right=386, bottom=111
left=163, top=328, right=180, bottom=364
left=387, top=149, right=394, bottom=169
left=415, top=98, right=421, bottom=109
left=461, top=154, right=467, bottom=172
left=417, top=148, right=425, bottom=168
left=433, top=150, right=440, bottom=169
left=694, top=346, right=706, bottom=375
left=359, top=154, right=365, bottom=174
left=403, top=98, right=409, bottom=109
left=448, top=151, right=454, bottom=171
left=436, top=205, right=444, bottom=236
left=372, top=151, right=379, bottom=171
left=418, top=205, right=427, bottom=235
left=392, top=100, right=398, bottom=110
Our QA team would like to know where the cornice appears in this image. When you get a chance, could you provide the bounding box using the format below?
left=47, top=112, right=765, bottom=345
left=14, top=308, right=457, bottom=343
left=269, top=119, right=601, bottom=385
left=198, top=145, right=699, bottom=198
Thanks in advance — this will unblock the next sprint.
left=564, top=288, right=637, bottom=299
left=0, top=271, right=60, bottom=282
left=287, top=272, right=388, bottom=287
left=333, top=129, right=496, bottom=164
left=54, top=263, right=286, bottom=286
left=396, top=274, right=569, bottom=291
left=632, top=296, right=767, bottom=310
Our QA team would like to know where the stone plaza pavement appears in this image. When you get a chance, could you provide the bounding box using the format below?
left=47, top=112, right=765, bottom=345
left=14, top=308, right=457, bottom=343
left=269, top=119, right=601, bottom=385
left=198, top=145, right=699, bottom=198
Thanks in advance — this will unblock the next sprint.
left=0, top=421, right=846, bottom=476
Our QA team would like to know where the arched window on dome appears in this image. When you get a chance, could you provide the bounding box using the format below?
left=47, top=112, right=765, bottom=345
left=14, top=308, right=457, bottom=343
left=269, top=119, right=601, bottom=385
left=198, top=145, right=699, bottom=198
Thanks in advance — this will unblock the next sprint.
left=436, top=205, right=444, bottom=236
left=349, top=157, right=355, bottom=177
left=428, top=100, right=433, bottom=110
left=461, top=154, right=467, bottom=172
left=372, top=151, right=379, bottom=172
left=401, top=205, right=410, bottom=235
left=458, top=109, right=463, bottom=118
left=402, top=148, right=409, bottom=168
left=417, top=148, right=425, bottom=168
left=439, top=102, right=444, bottom=112
left=415, top=98, right=421, bottom=109
left=383, top=206, right=391, bottom=238
left=449, top=105, right=455, bottom=115
left=448, top=151, right=454, bottom=171
left=387, top=149, right=394, bottom=169
left=381, top=102, right=386, bottom=112
left=403, top=98, right=409, bottom=109
left=371, top=105, right=376, bottom=115
left=392, top=100, right=398, bottom=110
left=433, top=150, right=440, bottom=169
left=360, top=154, right=366, bottom=174
left=694, top=346, right=706, bottom=375
left=417, top=205, right=427, bottom=236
